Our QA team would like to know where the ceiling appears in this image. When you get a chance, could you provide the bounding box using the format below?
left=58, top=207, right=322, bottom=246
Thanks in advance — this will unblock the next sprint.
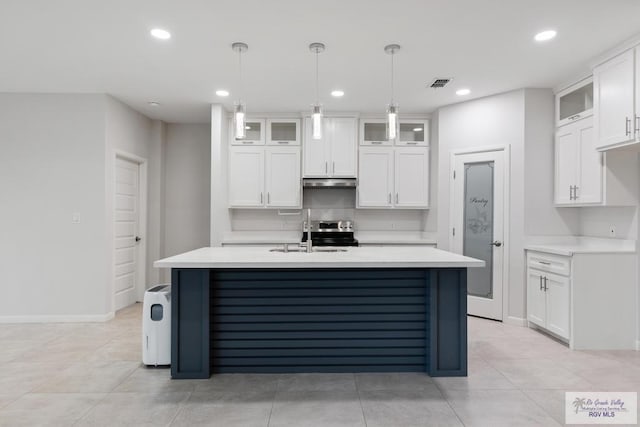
left=1, top=0, right=639, bottom=123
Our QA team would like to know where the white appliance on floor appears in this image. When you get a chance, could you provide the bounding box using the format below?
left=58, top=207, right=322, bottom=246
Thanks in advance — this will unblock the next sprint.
left=142, top=284, right=171, bottom=366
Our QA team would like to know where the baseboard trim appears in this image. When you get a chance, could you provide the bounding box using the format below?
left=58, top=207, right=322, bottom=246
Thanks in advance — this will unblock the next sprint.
left=0, top=312, right=115, bottom=323
left=504, top=316, right=527, bottom=327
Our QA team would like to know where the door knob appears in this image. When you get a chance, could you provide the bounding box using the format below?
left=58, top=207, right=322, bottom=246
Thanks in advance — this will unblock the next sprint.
left=490, top=241, right=502, bottom=247
left=135, top=236, right=142, bottom=242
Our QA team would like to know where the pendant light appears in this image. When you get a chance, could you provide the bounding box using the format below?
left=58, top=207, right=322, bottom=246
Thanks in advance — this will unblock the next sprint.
left=384, top=44, right=400, bottom=140
left=232, top=42, right=248, bottom=139
left=309, top=42, right=325, bottom=140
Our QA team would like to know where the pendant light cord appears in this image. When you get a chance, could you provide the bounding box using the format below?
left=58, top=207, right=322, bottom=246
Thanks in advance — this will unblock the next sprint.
left=238, top=48, right=243, bottom=103
left=390, top=50, right=395, bottom=104
left=315, top=49, right=319, bottom=105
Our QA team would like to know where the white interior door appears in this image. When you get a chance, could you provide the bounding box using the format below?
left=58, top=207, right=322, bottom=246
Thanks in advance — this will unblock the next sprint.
left=114, top=156, right=142, bottom=310
left=451, top=149, right=505, bottom=320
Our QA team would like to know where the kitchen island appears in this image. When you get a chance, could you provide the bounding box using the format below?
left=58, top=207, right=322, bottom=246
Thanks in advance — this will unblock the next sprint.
left=154, top=246, right=483, bottom=379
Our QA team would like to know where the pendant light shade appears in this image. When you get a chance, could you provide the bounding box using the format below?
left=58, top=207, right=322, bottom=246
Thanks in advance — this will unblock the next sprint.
left=234, top=103, right=246, bottom=140
left=312, top=104, right=323, bottom=140
left=309, top=42, right=325, bottom=140
left=384, top=44, right=400, bottom=141
left=232, top=42, right=248, bottom=140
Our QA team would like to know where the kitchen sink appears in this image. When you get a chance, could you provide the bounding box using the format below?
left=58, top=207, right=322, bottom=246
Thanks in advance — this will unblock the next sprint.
left=269, top=246, right=348, bottom=253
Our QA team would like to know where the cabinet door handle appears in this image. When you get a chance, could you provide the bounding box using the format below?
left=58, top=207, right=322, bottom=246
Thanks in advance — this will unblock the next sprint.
left=277, top=141, right=288, bottom=144
left=635, top=116, right=640, bottom=136
left=626, top=117, right=631, bottom=136
left=388, top=193, right=391, bottom=204
left=260, top=192, right=263, bottom=204
left=538, top=261, right=551, bottom=265
left=407, top=141, right=418, bottom=145
left=372, top=141, right=382, bottom=145
left=267, top=192, right=270, bottom=204
left=242, top=141, right=253, bottom=144
left=396, top=193, right=399, bottom=204
left=539, top=276, right=543, bottom=291
left=574, top=186, right=579, bottom=200
left=544, top=277, right=548, bottom=291
left=569, top=185, right=573, bottom=201
left=569, top=114, right=581, bottom=121
left=325, top=161, right=328, bottom=174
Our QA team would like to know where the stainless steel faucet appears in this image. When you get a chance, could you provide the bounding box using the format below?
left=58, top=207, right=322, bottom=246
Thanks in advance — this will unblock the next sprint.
left=305, top=208, right=313, bottom=253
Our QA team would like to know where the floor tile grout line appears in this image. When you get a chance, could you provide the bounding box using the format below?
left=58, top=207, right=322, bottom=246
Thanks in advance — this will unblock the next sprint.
left=519, top=388, right=565, bottom=427
left=167, top=390, right=193, bottom=427
left=353, top=373, right=368, bottom=427
left=431, top=376, right=468, bottom=427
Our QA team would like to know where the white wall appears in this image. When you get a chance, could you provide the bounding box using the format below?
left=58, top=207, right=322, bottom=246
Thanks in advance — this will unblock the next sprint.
left=437, top=89, right=578, bottom=324
left=0, top=94, right=110, bottom=320
left=163, top=123, right=211, bottom=263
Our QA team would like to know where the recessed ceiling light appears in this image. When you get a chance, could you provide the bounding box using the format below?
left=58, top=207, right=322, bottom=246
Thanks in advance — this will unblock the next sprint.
left=215, top=90, right=230, bottom=97
left=148, top=101, right=160, bottom=107
left=150, top=28, right=171, bottom=40
left=534, top=30, right=557, bottom=42
left=456, top=88, right=471, bottom=96
left=331, top=90, right=345, bottom=97
left=413, top=127, right=423, bottom=132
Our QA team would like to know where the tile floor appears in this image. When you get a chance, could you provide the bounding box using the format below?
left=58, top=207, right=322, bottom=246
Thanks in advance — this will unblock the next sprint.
left=0, top=303, right=638, bottom=426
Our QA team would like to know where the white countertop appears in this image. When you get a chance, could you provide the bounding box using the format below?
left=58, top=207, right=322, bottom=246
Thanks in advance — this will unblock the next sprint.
left=524, top=236, right=636, bottom=256
left=154, top=246, right=484, bottom=269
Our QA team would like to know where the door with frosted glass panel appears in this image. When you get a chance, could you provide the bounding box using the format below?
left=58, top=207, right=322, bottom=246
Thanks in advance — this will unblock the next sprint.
left=451, top=149, right=505, bottom=320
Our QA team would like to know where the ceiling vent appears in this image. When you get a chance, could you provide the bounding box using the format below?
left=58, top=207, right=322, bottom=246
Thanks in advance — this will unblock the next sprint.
left=429, top=78, right=452, bottom=89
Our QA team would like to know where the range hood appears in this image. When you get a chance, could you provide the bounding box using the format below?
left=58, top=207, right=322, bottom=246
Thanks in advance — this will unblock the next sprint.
left=303, top=178, right=357, bottom=188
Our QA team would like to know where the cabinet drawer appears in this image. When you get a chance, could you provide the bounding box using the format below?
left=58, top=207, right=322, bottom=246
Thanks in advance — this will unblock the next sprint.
left=527, top=251, right=571, bottom=276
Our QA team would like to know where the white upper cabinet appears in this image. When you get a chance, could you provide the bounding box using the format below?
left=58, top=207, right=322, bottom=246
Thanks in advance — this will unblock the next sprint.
left=360, top=120, right=392, bottom=146
left=395, top=148, right=430, bottom=207
left=360, top=119, right=429, bottom=146
left=229, top=145, right=301, bottom=209
left=357, top=146, right=429, bottom=209
left=358, top=147, right=394, bottom=207
left=555, top=115, right=637, bottom=207
left=303, top=116, right=357, bottom=178
left=230, top=119, right=266, bottom=145
left=556, top=78, right=593, bottom=127
left=554, top=117, right=602, bottom=206
left=266, top=119, right=300, bottom=146
left=228, top=146, right=265, bottom=207
left=396, top=121, right=429, bottom=146
left=593, top=49, right=637, bottom=150
left=265, top=147, right=301, bottom=207
left=330, top=118, right=357, bottom=177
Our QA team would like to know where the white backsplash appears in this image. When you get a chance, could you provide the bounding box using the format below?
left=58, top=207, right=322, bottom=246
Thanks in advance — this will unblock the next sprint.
left=230, top=188, right=430, bottom=232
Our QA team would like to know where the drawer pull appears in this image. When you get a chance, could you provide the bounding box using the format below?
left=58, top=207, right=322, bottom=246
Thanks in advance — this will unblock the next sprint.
left=538, top=261, right=551, bottom=265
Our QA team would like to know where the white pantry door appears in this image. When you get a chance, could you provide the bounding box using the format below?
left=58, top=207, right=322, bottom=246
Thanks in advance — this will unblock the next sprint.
left=114, top=156, right=142, bottom=310
left=451, top=149, right=506, bottom=320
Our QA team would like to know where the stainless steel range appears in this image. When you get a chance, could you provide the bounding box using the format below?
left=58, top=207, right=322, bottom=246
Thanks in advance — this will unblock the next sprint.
left=301, top=220, right=359, bottom=247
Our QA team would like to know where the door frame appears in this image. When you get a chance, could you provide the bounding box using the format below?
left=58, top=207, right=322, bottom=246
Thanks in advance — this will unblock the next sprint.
left=448, top=145, right=510, bottom=321
left=113, top=150, right=148, bottom=308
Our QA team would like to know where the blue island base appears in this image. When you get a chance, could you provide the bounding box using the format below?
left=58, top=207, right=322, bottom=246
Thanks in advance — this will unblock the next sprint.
left=171, top=268, right=467, bottom=379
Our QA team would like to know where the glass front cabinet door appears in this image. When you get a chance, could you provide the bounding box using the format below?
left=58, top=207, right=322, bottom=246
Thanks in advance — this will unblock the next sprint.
left=396, top=120, right=429, bottom=146
left=267, top=119, right=301, bottom=146
left=230, top=119, right=266, bottom=145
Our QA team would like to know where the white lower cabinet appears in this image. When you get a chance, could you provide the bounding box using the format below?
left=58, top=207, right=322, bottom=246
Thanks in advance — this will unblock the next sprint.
left=229, top=146, right=301, bottom=208
left=358, top=146, right=429, bottom=208
left=527, top=266, right=570, bottom=340
left=526, top=249, right=636, bottom=349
